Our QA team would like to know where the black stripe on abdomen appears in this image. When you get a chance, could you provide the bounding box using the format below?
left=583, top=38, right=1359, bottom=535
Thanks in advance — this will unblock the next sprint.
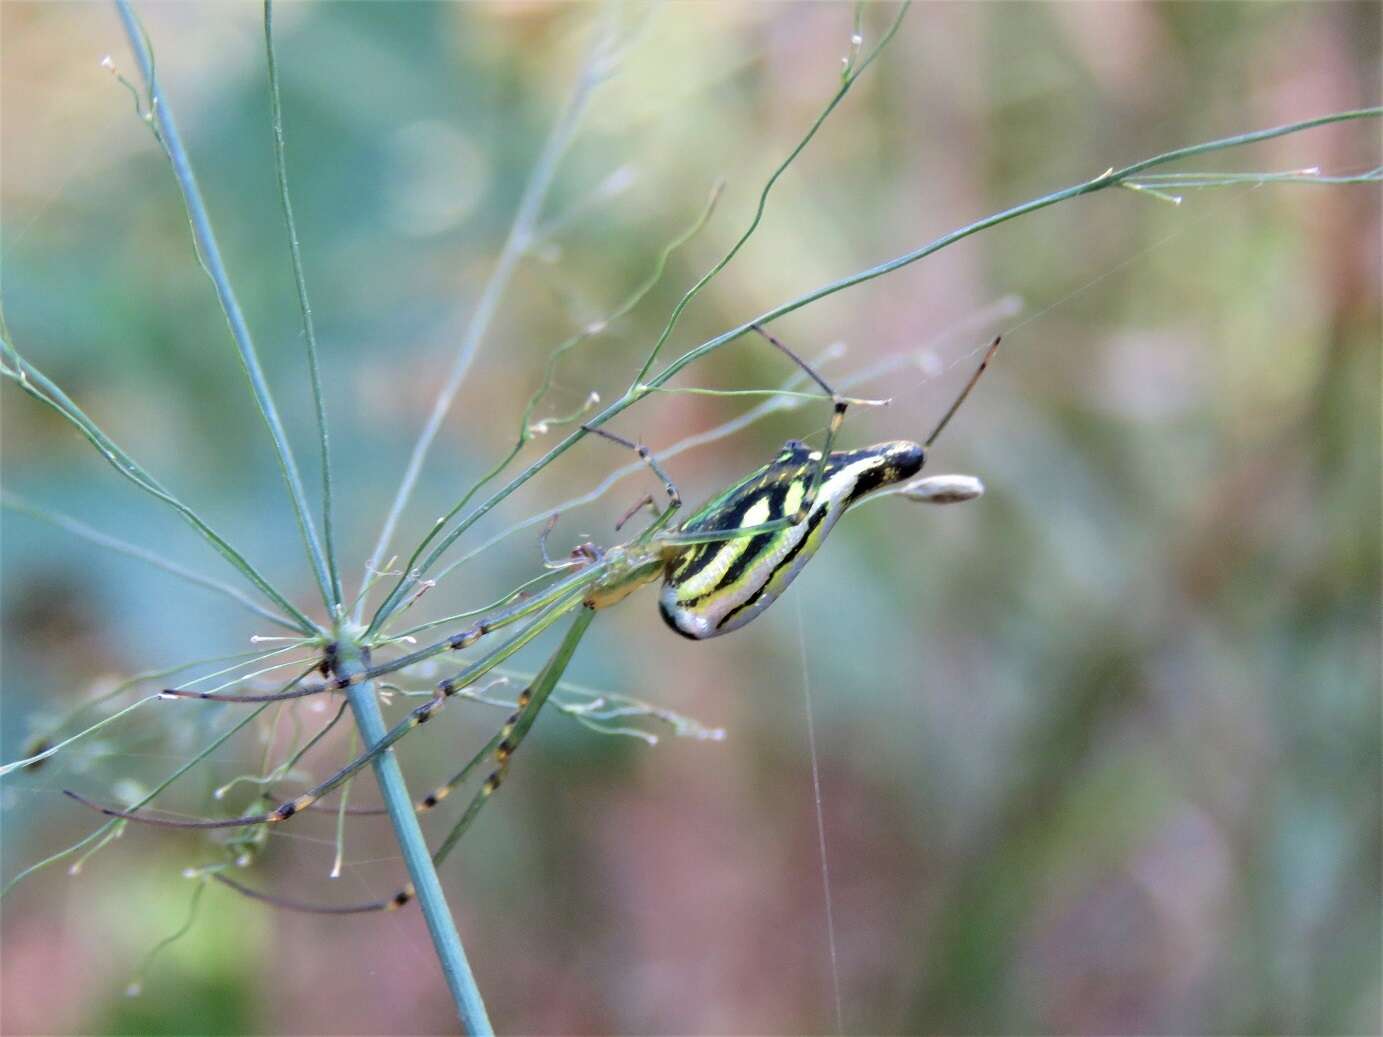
left=716, top=501, right=831, bottom=629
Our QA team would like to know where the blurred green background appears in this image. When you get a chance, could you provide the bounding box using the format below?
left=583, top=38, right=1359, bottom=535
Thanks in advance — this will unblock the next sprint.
left=2, top=2, right=1379, bottom=1034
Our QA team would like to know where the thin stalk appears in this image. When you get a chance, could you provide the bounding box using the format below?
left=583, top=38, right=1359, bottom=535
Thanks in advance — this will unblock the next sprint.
left=2, top=492, right=299, bottom=630
left=0, top=339, right=317, bottom=634
left=358, top=3, right=624, bottom=617
left=264, top=0, right=341, bottom=609
left=5, top=646, right=302, bottom=775
left=0, top=695, right=162, bottom=778
left=3, top=684, right=292, bottom=897
left=115, top=0, right=335, bottom=613
left=126, top=878, right=208, bottom=997
left=333, top=634, right=493, bottom=1035
left=365, top=105, right=1382, bottom=631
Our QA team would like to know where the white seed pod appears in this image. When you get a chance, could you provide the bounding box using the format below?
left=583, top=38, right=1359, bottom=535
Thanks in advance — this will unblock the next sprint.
left=899, top=473, right=985, bottom=505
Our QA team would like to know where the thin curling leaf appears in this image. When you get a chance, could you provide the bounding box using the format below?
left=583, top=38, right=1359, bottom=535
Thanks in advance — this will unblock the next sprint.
left=124, top=877, right=208, bottom=998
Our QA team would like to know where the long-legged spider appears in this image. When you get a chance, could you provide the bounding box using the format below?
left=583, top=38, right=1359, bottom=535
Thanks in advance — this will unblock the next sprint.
left=66, top=331, right=1000, bottom=913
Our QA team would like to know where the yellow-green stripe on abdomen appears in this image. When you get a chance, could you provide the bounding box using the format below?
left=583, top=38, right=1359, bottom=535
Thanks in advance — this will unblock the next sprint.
left=660, top=466, right=852, bottom=639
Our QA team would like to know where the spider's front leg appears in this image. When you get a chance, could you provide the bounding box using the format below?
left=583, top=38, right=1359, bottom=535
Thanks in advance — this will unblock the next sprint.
left=64, top=592, right=594, bottom=831
left=207, top=604, right=601, bottom=916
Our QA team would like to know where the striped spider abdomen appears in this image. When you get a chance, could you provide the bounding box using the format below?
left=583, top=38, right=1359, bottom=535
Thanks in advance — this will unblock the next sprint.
left=659, top=439, right=924, bottom=638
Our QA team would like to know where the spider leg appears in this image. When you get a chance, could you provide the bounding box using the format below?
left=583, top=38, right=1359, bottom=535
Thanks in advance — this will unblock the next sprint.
left=659, top=334, right=1001, bottom=548
left=614, top=493, right=657, bottom=533
left=582, top=424, right=682, bottom=539
left=749, top=323, right=846, bottom=523
left=211, top=872, right=413, bottom=914
left=65, top=590, right=593, bottom=830
left=206, top=606, right=597, bottom=916
left=160, top=564, right=598, bottom=704
left=430, top=604, right=596, bottom=865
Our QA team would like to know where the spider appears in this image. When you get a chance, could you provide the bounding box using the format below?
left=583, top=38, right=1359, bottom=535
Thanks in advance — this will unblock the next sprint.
left=65, top=328, right=1000, bottom=913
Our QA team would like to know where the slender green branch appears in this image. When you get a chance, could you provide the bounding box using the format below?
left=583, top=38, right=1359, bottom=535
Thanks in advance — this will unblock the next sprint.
left=0, top=695, right=161, bottom=778
left=0, top=339, right=318, bottom=633
left=357, top=3, right=626, bottom=619
left=3, top=493, right=299, bottom=630
left=264, top=0, right=341, bottom=609
left=364, top=105, right=1381, bottom=631
left=115, top=0, right=335, bottom=613
left=642, top=107, right=1383, bottom=392
left=5, top=646, right=302, bottom=777
left=635, top=385, right=883, bottom=404
left=629, top=1, right=911, bottom=386
left=333, top=635, right=493, bottom=1035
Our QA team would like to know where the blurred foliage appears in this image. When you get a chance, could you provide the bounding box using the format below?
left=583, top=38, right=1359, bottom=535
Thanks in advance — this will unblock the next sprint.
left=2, top=2, right=1379, bottom=1034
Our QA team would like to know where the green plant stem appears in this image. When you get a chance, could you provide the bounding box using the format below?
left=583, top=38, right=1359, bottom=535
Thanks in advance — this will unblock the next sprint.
left=333, top=634, right=493, bottom=1035
left=115, top=0, right=335, bottom=614
left=366, top=104, right=1381, bottom=632
left=264, top=0, right=341, bottom=609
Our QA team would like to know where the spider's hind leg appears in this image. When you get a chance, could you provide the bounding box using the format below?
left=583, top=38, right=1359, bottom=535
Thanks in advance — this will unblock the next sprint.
left=748, top=323, right=848, bottom=524
left=581, top=424, right=682, bottom=537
